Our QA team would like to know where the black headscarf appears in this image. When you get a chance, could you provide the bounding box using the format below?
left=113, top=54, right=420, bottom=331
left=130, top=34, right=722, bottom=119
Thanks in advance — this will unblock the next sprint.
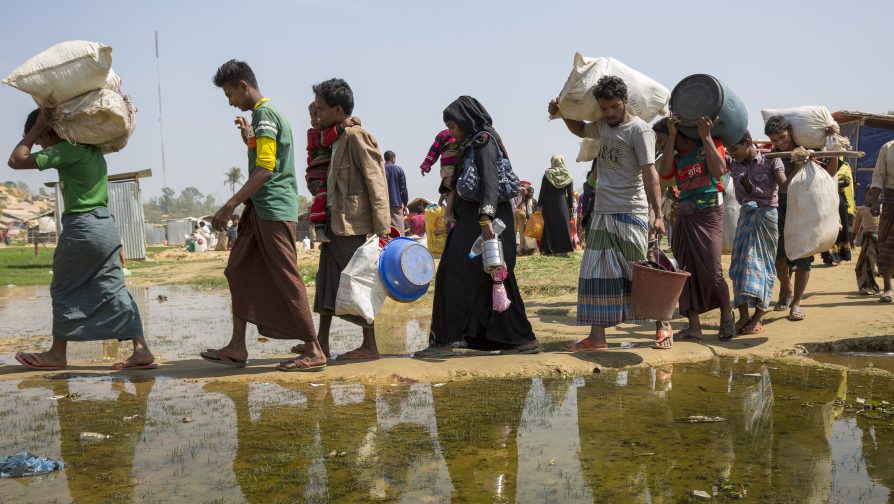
left=442, top=95, right=493, bottom=137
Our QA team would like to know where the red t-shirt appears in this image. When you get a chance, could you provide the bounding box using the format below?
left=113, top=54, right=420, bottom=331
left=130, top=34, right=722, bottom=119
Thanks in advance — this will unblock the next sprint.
left=408, top=214, right=426, bottom=236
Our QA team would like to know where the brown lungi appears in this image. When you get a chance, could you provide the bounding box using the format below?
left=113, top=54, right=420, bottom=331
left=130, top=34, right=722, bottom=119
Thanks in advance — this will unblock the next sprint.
left=671, top=203, right=730, bottom=315
left=313, top=224, right=370, bottom=327
left=225, top=203, right=316, bottom=340
left=878, top=190, right=894, bottom=271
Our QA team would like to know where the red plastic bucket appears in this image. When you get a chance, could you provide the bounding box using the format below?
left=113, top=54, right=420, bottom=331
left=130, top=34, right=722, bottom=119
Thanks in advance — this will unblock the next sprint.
left=630, top=262, right=690, bottom=320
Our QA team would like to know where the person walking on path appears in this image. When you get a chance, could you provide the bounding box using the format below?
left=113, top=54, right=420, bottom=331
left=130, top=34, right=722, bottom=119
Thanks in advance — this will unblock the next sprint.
left=868, top=139, right=894, bottom=303
left=725, top=131, right=790, bottom=335
left=549, top=76, right=670, bottom=351
left=201, top=60, right=321, bottom=371
left=654, top=116, right=736, bottom=341
left=852, top=188, right=881, bottom=295
left=9, top=109, right=155, bottom=371
left=765, top=115, right=840, bottom=321
left=384, top=150, right=408, bottom=232
left=414, top=96, right=538, bottom=357
left=537, top=154, right=574, bottom=256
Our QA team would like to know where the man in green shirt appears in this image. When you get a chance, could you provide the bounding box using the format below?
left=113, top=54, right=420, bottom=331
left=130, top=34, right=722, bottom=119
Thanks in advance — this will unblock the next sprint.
left=202, top=60, right=322, bottom=371
left=7, top=109, right=154, bottom=371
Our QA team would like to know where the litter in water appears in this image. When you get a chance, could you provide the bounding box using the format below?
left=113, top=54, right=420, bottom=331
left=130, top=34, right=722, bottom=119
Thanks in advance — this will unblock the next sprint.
left=79, top=432, right=110, bottom=441
left=0, top=452, right=64, bottom=478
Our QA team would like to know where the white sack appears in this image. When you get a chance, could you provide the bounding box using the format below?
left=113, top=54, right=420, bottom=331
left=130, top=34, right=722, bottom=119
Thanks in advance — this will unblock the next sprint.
left=784, top=161, right=839, bottom=260
left=760, top=106, right=850, bottom=150
left=3, top=41, right=114, bottom=106
left=551, top=53, right=670, bottom=123
left=50, top=89, right=137, bottom=154
left=576, top=138, right=600, bottom=162
left=721, top=172, right=740, bottom=254
left=335, top=236, right=387, bottom=325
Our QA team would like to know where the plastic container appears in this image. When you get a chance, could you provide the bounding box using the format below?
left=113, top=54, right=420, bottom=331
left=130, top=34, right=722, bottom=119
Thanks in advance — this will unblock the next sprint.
left=379, top=237, right=435, bottom=302
left=630, top=262, right=690, bottom=320
left=669, top=74, right=748, bottom=146
left=482, top=239, right=504, bottom=273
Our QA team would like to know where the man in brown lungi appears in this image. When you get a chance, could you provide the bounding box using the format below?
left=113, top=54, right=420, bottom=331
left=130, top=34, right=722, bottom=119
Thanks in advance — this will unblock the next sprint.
left=286, top=78, right=391, bottom=365
left=201, top=60, right=324, bottom=371
left=868, top=139, right=894, bottom=303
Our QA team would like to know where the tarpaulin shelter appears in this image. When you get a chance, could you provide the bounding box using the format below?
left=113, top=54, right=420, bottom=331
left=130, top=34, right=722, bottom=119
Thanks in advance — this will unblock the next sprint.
left=833, top=111, right=894, bottom=206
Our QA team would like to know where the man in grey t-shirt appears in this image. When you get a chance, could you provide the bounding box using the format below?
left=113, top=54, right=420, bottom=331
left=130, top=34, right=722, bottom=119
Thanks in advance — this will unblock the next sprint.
left=549, top=75, right=671, bottom=350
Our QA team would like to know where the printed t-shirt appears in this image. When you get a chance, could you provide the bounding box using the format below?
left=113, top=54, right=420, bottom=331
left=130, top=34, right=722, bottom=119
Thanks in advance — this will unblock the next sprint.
left=584, top=117, right=656, bottom=214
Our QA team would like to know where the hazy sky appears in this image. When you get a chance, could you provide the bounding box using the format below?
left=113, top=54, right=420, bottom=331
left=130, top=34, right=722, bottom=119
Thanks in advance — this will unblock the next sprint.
left=1, top=0, right=891, bottom=206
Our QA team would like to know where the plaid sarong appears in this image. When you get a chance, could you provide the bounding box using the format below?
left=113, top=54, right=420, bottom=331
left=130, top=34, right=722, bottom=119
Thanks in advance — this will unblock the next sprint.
left=729, top=203, right=778, bottom=310
left=577, top=213, right=649, bottom=326
left=855, top=232, right=880, bottom=293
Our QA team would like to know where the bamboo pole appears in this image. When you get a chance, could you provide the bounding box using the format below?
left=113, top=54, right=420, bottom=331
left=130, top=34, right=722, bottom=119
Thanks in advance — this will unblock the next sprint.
left=763, top=150, right=864, bottom=159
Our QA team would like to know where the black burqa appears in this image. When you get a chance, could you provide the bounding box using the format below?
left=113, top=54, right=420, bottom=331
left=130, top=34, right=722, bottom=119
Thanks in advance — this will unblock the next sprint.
left=538, top=154, right=574, bottom=255
left=429, top=96, right=535, bottom=349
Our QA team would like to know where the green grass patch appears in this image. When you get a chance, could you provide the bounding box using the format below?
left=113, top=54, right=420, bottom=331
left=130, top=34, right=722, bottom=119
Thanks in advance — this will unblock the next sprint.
left=0, top=246, right=55, bottom=286
left=513, top=252, right=582, bottom=298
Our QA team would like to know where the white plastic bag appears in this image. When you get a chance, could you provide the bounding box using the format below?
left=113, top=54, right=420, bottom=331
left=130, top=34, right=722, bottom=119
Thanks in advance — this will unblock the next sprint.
left=50, top=89, right=137, bottom=154
left=721, top=172, right=740, bottom=254
left=551, top=53, right=670, bottom=123
left=760, top=106, right=850, bottom=150
left=576, top=138, right=600, bottom=162
left=3, top=41, right=115, bottom=106
left=784, top=161, right=839, bottom=260
left=335, top=236, right=387, bottom=325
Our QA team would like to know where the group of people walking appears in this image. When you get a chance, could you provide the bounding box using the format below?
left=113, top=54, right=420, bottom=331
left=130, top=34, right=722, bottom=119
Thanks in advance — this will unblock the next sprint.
left=8, top=63, right=893, bottom=371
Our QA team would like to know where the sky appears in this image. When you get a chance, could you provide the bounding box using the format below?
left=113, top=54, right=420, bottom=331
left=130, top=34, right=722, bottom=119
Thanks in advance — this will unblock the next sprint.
left=1, top=0, right=892, bottom=207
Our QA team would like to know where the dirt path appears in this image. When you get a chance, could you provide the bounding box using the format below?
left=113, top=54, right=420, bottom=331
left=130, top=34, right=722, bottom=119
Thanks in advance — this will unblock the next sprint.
left=2, top=252, right=891, bottom=383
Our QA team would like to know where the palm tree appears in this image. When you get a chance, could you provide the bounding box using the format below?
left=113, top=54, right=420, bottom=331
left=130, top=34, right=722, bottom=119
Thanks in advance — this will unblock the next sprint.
left=224, top=166, right=243, bottom=194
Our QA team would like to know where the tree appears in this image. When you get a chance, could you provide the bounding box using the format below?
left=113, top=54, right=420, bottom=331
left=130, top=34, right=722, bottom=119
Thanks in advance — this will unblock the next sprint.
left=15, top=181, right=30, bottom=194
left=161, top=187, right=175, bottom=214
left=224, top=166, right=243, bottom=194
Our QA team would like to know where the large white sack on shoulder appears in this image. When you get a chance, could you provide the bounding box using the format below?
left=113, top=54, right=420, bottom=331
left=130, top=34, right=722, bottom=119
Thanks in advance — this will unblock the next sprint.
left=551, top=54, right=670, bottom=123
left=721, top=172, right=740, bottom=254
left=784, top=161, right=839, bottom=260
left=3, top=41, right=114, bottom=106
left=335, top=236, right=386, bottom=325
left=760, top=106, right=850, bottom=150
left=50, top=89, right=137, bottom=154
left=576, top=138, right=600, bottom=162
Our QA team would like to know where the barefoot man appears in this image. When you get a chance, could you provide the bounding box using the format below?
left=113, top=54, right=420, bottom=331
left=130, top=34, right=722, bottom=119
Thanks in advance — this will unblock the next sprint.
left=202, top=59, right=323, bottom=371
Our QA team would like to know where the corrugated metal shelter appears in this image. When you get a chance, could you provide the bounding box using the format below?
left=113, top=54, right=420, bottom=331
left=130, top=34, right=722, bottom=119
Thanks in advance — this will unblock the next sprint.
left=165, top=218, right=199, bottom=246
left=143, top=223, right=167, bottom=245
left=832, top=111, right=894, bottom=206
left=46, top=169, right=152, bottom=260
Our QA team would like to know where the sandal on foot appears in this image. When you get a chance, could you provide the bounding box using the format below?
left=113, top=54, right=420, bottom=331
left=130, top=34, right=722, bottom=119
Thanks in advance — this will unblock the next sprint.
left=335, top=349, right=381, bottom=362
left=500, top=343, right=541, bottom=355
left=200, top=349, right=248, bottom=368
left=788, top=307, right=806, bottom=321
left=740, top=323, right=765, bottom=335
left=111, top=360, right=158, bottom=370
left=879, top=294, right=893, bottom=303
left=674, top=326, right=703, bottom=342
left=277, top=356, right=326, bottom=372
left=652, top=329, right=673, bottom=350
left=564, top=339, right=609, bottom=353
left=14, top=352, right=65, bottom=371
left=412, top=346, right=458, bottom=359
left=774, top=297, right=793, bottom=311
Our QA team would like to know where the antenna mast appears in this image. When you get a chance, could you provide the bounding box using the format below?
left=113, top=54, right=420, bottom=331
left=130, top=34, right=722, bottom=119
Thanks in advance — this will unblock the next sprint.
left=154, top=30, right=168, bottom=188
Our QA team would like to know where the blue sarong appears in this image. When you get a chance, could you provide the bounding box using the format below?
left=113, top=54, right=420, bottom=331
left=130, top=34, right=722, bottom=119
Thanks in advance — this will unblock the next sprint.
left=51, top=207, right=143, bottom=341
left=578, top=213, right=649, bottom=327
left=729, top=203, right=778, bottom=310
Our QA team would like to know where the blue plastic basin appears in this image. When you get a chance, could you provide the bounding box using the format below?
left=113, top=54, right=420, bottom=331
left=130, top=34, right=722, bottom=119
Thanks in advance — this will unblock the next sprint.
left=379, top=237, right=435, bottom=302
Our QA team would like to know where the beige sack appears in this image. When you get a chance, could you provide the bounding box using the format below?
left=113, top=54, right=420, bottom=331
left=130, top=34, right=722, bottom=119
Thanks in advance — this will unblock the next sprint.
left=551, top=53, right=670, bottom=123
left=3, top=41, right=114, bottom=106
left=576, top=138, right=600, bottom=162
left=50, top=89, right=137, bottom=154
left=760, top=106, right=851, bottom=150
left=784, top=161, right=839, bottom=260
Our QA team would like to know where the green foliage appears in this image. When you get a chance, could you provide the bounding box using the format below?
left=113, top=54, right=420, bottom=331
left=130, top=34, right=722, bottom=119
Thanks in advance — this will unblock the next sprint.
left=143, top=186, right=220, bottom=222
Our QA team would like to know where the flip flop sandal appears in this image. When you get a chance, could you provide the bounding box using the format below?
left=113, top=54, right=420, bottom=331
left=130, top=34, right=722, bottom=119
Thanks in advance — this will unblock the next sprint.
left=500, top=345, right=541, bottom=355
left=277, top=356, right=326, bottom=372
left=200, top=350, right=248, bottom=368
left=111, top=361, right=159, bottom=370
left=740, top=323, right=766, bottom=335
left=652, top=329, right=673, bottom=350
left=412, top=346, right=459, bottom=359
left=15, top=352, right=65, bottom=371
left=879, top=295, right=893, bottom=303
left=564, top=340, right=610, bottom=353
left=788, top=308, right=806, bottom=321
left=674, top=326, right=703, bottom=342
left=774, top=297, right=793, bottom=311
left=335, top=350, right=381, bottom=362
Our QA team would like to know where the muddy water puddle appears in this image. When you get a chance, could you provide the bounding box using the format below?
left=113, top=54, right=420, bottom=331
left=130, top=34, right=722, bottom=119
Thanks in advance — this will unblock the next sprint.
left=0, top=358, right=891, bottom=503
left=0, top=285, right=431, bottom=366
left=809, top=352, right=894, bottom=374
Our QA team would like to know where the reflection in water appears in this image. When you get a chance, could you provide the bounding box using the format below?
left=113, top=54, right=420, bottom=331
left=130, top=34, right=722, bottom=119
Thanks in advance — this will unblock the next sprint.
left=0, top=359, right=892, bottom=502
left=0, top=285, right=432, bottom=365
